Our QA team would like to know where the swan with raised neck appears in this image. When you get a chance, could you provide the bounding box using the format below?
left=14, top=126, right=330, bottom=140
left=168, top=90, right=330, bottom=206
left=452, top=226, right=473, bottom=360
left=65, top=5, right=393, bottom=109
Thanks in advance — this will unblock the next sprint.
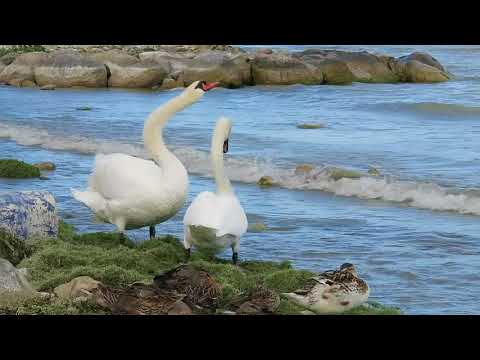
left=72, top=80, right=219, bottom=238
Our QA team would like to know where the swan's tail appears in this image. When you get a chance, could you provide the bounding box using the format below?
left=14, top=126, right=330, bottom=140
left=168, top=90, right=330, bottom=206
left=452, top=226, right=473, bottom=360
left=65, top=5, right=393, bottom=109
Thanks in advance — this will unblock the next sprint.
left=71, top=188, right=107, bottom=213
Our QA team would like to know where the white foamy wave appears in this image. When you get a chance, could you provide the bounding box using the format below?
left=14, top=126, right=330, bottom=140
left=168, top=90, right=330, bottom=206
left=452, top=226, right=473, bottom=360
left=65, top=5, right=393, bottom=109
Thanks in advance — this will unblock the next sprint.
left=2, top=122, right=480, bottom=216
left=0, top=122, right=146, bottom=157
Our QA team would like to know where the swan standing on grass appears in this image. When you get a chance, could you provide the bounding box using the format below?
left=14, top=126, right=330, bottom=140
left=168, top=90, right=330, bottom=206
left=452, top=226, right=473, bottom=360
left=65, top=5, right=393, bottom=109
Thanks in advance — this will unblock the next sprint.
left=72, top=80, right=219, bottom=239
left=183, top=117, right=248, bottom=264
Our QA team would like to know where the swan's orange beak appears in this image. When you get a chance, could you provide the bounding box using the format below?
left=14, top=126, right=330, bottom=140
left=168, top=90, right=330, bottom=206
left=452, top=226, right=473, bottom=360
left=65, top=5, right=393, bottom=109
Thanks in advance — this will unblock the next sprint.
left=223, top=139, right=229, bottom=153
left=202, top=82, right=220, bottom=91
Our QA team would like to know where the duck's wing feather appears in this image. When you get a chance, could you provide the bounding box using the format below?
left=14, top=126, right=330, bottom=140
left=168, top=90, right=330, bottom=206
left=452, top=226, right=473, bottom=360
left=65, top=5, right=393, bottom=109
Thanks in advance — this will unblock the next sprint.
left=183, top=192, right=248, bottom=238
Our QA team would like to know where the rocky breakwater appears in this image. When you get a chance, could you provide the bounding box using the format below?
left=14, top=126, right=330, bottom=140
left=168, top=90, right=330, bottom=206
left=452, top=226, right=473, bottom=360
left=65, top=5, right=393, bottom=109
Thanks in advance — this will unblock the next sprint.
left=0, top=51, right=107, bottom=88
left=251, top=49, right=451, bottom=85
left=0, top=45, right=451, bottom=89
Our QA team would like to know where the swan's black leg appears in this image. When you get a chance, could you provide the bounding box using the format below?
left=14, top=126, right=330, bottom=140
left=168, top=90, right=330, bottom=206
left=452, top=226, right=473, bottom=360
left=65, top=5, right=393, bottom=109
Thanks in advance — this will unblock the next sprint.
left=119, top=232, right=126, bottom=242
left=186, top=248, right=191, bottom=261
left=232, top=251, right=239, bottom=265
left=149, top=226, right=156, bottom=239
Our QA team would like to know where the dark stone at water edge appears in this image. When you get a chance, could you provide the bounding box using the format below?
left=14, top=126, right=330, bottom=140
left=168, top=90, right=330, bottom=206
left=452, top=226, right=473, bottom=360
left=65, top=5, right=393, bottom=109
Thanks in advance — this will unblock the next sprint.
left=0, top=258, right=35, bottom=294
left=0, top=191, right=58, bottom=240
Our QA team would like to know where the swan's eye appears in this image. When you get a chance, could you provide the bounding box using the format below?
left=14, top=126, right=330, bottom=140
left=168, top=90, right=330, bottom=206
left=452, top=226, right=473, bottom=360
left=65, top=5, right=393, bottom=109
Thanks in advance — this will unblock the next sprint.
left=223, top=139, right=229, bottom=154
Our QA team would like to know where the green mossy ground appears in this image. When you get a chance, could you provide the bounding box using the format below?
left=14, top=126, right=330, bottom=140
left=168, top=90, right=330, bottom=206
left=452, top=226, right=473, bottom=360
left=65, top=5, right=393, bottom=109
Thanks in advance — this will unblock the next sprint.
left=0, top=159, right=41, bottom=178
left=0, top=228, right=34, bottom=266
left=0, top=45, right=46, bottom=58
left=0, top=221, right=401, bottom=315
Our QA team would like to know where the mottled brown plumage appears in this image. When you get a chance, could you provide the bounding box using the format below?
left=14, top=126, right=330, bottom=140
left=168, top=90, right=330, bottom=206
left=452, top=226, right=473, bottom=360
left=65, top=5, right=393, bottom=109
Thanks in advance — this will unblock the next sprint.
left=232, top=286, right=280, bottom=315
left=153, top=264, right=222, bottom=309
left=92, top=282, right=192, bottom=315
left=282, top=263, right=369, bottom=314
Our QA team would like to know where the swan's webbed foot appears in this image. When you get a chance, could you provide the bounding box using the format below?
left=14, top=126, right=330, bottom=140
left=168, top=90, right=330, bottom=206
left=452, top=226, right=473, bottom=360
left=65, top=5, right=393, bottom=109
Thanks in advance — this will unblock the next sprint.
left=118, top=232, right=126, bottom=242
left=149, top=226, right=156, bottom=239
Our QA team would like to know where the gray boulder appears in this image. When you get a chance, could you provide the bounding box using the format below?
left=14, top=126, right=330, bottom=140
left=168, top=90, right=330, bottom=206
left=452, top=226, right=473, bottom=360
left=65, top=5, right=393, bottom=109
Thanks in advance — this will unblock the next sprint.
left=142, top=50, right=252, bottom=88
left=398, top=52, right=446, bottom=72
left=181, top=51, right=252, bottom=88
left=394, top=56, right=450, bottom=83
left=106, top=63, right=167, bottom=88
left=252, top=52, right=322, bottom=85
left=298, top=49, right=398, bottom=83
left=0, top=51, right=108, bottom=88
left=34, top=51, right=108, bottom=88
left=0, top=258, right=35, bottom=294
left=0, top=52, right=47, bottom=86
left=0, top=191, right=58, bottom=240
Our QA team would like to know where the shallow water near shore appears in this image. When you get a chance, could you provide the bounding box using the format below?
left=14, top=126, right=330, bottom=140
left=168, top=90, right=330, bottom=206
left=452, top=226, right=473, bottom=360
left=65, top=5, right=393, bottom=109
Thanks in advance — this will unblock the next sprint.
left=1, top=45, right=480, bottom=314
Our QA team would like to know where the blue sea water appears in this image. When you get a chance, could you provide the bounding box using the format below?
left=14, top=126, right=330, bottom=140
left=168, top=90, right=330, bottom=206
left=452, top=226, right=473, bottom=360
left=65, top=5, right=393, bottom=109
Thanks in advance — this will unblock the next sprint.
left=1, top=45, right=480, bottom=314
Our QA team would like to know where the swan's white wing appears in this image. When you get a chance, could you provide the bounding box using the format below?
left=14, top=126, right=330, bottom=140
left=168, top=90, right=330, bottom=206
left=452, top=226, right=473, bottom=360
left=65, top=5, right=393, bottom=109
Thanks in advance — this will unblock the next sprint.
left=183, top=192, right=248, bottom=238
left=89, top=153, right=163, bottom=200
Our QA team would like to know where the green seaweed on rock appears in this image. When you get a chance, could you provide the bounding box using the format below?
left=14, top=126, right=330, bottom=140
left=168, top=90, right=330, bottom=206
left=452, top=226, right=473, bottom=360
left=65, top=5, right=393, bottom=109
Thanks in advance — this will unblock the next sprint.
left=0, top=159, right=41, bottom=178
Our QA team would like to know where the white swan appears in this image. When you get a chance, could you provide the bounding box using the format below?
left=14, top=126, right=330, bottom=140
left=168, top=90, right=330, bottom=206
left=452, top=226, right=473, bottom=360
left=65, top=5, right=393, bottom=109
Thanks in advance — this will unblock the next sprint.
left=72, top=80, right=219, bottom=238
left=183, top=117, right=248, bottom=264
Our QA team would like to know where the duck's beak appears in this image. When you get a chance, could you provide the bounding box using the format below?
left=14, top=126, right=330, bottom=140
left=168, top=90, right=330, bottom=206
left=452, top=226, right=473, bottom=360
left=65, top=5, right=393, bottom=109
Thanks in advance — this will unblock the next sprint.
left=223, top=139, right=229, bottom=153
left=202, top=82, right=220, bottom=91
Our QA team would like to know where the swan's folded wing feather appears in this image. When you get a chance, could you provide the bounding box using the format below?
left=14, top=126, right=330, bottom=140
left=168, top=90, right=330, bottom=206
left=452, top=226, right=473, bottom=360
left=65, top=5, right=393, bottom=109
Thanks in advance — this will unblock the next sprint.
left=89, top=153, right=163, bottom=200
left=183, top=192, right=219, bottom=229
left=183, top=192, right=248, bottom=238
left=215, top=196, right=248, bottom=238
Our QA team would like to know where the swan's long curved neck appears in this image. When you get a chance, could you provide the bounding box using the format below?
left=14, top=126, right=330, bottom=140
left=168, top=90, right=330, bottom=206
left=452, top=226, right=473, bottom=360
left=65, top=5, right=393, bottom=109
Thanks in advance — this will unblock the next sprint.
left=143, top=93, right=192, bottom=167
left=211, top=130, right=233, bottom=195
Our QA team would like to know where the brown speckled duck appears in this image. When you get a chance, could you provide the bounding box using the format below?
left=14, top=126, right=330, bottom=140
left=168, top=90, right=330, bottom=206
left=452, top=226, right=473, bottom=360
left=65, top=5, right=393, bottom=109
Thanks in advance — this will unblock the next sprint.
left=92, top=282, right=192, bottom=315
left=153, top=264, right=222, bottom=310
left=232, top=286, right=280, bottom=315
left=282, top=263, right=369, bottom=314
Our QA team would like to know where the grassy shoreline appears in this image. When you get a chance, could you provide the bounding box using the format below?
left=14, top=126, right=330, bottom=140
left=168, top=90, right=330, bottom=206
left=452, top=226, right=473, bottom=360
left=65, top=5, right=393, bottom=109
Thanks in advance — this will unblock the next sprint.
left=0, top=221, right=402, bottom=315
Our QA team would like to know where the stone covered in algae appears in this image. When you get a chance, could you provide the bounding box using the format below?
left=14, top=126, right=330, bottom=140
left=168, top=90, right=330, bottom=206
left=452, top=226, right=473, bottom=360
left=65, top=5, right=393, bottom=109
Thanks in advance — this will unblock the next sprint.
left=296, top=123, right=326, bottom=129
left=0, top=159, right=41, bottom=178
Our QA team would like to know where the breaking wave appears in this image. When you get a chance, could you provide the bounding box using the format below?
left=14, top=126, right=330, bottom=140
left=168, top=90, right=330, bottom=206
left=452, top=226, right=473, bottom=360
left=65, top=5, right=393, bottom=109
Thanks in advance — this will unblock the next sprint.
left=1, top=121, right=480, bottom=216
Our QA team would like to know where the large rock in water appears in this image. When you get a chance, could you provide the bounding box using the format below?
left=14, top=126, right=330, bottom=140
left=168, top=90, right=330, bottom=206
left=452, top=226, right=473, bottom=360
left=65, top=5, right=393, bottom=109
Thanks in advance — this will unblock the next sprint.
left=252, top=53, right=323, bottom=85
left=141, top=50, right=252, bottom=88
left=0, top=51, right=107, bottom=88
left=0, top=258, right=35, bottom=294
left=251, top=52, right=323, bottom=85
left=297, top=49, right=398, bottom=83
left=181, top=51, right=252, bottom=88
left=392, top=52, right=451, bottom=83
left=0, top=52, right=47, bottom=86
left=34, top=51, right=108, bottom=88
left=0, top=191, right=58, bottom=240
left=89, top=50, right=168, bottom=88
